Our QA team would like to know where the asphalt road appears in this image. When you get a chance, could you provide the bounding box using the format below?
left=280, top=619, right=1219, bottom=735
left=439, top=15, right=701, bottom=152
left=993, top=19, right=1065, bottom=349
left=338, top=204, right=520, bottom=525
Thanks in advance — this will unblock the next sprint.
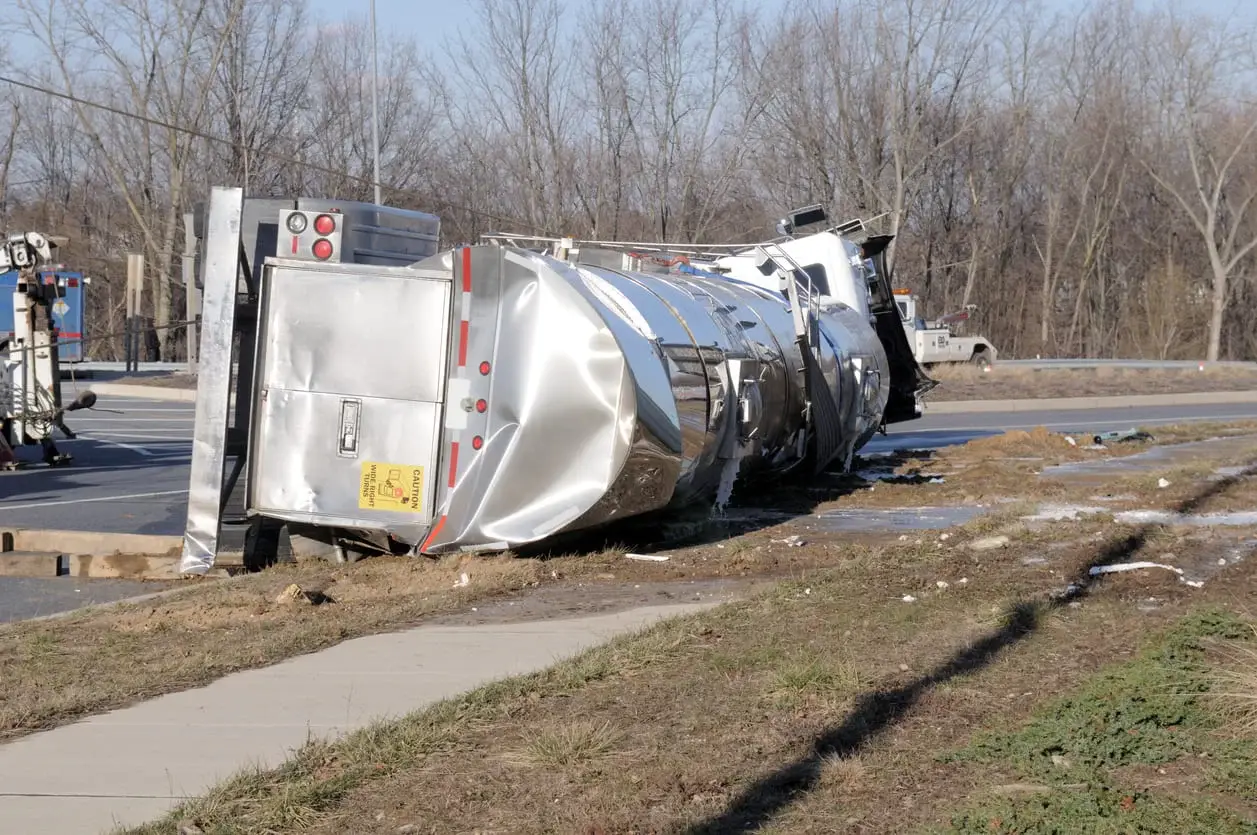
left=0, top=387, right=193, bottom=536
left=0, top=576, right=174, bottom=624
left=0, top=388, right=192, bottom=624
left=869, top=400, right=1257, bottom=453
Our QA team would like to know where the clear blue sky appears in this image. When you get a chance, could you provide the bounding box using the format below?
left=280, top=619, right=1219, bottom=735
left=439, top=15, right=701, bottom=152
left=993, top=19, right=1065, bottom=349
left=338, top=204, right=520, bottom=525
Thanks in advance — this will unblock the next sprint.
left=313, top=0, right=1256, bottom=56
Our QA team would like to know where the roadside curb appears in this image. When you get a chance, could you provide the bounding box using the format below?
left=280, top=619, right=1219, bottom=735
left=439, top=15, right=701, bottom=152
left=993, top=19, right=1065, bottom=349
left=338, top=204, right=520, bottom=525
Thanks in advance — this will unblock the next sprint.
left=924, top=390, right=1257, bottom=414
left=84, top=383, right=197, bottom=402
left=0, top=529, right=240, bottom=579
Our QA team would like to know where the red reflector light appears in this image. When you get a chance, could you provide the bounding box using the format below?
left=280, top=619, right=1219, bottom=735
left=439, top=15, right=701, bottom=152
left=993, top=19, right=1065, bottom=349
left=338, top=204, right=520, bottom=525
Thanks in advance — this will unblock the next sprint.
left=479, top=361, right=491, bottom=375
left=312, top=239, right=334, bottom=261
left=475, top=399, right=487, bottom=413
left=67, top=278, right=79, bottom=287
left=472, top=435, right=483, bottom=450
left=314, top=214, right=336, bottom=236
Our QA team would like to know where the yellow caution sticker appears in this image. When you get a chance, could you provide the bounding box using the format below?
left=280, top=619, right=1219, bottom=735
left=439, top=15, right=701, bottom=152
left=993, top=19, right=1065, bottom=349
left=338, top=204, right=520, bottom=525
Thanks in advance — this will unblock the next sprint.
left=359, top=461, right=424, bottom=513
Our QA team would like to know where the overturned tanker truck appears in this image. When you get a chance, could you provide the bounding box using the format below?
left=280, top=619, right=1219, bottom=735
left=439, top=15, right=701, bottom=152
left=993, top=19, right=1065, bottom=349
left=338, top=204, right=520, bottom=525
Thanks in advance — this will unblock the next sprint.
left=180, top=191, right=934, bottom=574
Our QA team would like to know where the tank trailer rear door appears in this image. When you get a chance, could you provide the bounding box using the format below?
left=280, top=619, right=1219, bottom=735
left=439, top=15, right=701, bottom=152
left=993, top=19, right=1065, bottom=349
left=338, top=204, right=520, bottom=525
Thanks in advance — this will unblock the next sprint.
left=246, top=258, right=455, bottom=543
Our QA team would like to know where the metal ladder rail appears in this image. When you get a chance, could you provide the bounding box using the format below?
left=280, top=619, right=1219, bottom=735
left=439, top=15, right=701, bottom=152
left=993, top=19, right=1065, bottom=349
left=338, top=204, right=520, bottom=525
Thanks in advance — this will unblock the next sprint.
left=477, top=233, right=793, bottom=262
left=746, top=243, right=845, bottom=474
left=748, top=243, right=822, bottom=343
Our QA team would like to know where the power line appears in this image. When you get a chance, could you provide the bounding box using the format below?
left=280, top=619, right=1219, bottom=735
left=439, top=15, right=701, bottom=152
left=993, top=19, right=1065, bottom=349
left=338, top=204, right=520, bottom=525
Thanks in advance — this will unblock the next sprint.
left=0, top=73, right=544, bottom=233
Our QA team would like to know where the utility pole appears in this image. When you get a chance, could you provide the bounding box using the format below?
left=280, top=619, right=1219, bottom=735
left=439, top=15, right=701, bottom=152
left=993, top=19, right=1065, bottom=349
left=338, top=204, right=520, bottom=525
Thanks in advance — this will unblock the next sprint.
left=125, top=253, right=144, bottom=372
left=369, top=0, right=382, bottom=206
left=183, top=212, right=200, bottom=373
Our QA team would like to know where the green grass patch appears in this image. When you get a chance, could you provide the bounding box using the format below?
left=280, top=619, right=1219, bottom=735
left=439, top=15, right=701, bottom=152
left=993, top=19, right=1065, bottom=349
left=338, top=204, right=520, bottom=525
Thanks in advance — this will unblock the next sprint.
left=947, top=785, right=1257, bottom=834
left=936, top=608, right=1257, bottom=833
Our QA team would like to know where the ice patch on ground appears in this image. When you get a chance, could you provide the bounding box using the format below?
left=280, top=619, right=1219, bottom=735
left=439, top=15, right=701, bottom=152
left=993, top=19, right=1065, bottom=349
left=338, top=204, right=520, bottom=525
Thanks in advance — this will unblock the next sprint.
left=1024, top=505, right=1108, bottom=521
left=1113, top=510, right=1257, bottom=527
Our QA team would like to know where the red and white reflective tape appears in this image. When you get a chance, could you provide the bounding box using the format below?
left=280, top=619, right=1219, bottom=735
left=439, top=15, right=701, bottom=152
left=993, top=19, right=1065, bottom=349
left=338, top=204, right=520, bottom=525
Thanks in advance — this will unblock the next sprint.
left=425, top=246, right=475, bottom=553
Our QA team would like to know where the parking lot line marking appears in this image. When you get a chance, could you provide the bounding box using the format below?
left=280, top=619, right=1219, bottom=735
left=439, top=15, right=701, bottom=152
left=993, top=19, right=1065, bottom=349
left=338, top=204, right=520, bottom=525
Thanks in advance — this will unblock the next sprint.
left=83, top=437, right=155, bottom=457
left=0, top=489, right=188, bottom=511
left=71, top=418, right=195, bottom=423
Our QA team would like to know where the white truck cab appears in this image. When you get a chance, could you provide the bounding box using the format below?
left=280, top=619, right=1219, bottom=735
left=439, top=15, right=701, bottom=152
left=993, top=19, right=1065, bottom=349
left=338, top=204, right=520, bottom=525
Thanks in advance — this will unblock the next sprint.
left=704, top=230, right=875, bottom=320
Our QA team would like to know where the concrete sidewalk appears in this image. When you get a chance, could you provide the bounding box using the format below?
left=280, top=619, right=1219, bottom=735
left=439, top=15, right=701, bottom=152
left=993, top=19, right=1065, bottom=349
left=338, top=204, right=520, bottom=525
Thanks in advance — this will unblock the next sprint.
left=0, top=601, right=718, bottom=835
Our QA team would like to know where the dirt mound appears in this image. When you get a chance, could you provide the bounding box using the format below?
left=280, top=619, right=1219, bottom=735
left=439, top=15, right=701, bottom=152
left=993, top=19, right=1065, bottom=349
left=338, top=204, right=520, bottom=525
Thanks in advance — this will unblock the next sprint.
left=945, top=426, right=1080, bottom=460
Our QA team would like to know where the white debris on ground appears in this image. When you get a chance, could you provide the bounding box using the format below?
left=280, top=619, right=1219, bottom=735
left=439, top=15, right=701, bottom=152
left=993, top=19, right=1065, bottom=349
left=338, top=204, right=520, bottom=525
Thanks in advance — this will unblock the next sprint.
left=1213, top=466, right=1249, bottom=480
left=1024, top=505, right=1108, bottom=522
left=1157, top=477, right=1172, bottom=489
left=713, top=444, right=750, bottom=513
left=1088, top=561, right=1204, bottom=589
left=1114, top=510, right=1257, bottom=527
left=453, top=572, right=471, bottom=588
left=901, top=594, right=917, bottom=603
left=1019, top=503, right=1257, bottom=527
left=625, top=553, right=669, bottom=562
left=969, top=534, right=1011, bottom=551
left=771, top=535, right=806, bottom=547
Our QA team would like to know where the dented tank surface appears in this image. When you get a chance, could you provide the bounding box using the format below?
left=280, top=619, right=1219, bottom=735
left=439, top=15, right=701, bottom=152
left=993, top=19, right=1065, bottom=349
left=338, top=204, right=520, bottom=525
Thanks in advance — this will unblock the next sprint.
left=409, top=246, right=889, bottom=554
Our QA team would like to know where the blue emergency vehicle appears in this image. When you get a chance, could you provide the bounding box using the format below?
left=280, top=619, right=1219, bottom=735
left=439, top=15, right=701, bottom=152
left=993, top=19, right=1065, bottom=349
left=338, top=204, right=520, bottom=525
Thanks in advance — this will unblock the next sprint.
left=0, top=266, right=87, bottom=362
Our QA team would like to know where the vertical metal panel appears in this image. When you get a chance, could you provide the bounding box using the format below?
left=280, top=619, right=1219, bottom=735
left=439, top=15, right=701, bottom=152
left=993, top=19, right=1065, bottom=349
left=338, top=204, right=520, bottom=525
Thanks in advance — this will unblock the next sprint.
left=180, top=187, right=244, bottom=574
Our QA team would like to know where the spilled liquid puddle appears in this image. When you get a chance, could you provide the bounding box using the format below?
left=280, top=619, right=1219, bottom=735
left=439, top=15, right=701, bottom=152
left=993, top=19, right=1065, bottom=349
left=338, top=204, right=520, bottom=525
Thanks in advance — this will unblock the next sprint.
left=1040, top=436, right=1257, bottom=482
left=808, top=506, right=985, bottom=532
left=648, top=435, right=1257, bottom=553
left=1024, top=505, right=1257, bottom=527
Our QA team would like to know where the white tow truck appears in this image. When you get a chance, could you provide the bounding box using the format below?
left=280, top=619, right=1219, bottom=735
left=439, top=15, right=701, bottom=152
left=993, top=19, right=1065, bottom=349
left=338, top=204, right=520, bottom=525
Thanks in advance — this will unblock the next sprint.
left=892, top=290, right=997, bottom=370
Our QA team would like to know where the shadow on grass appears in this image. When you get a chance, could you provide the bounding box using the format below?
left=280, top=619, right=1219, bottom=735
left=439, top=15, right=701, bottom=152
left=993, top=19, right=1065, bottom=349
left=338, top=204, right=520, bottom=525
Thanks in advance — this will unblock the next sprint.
left=683, top=463, right=1257, bottom=835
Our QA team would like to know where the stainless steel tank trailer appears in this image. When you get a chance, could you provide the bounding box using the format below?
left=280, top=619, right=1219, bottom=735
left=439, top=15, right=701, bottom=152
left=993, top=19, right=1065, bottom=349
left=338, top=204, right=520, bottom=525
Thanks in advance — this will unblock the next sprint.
left=180, top=192, right=933, bottom=574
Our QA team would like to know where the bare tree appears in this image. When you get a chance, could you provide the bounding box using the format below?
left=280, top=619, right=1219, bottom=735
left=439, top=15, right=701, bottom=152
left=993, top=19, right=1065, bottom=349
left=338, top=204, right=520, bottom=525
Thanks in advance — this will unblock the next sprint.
left=1141, top=10, right=1257, bottom=361
left=0, top=94, right=20, bottom=218
left=447, top=0, right=575, bottom=232
left=301, top=17, right=445, bottom=203
left=17, top=0, right=244, bottom=357
left=205, top=0, right=312, bottom=193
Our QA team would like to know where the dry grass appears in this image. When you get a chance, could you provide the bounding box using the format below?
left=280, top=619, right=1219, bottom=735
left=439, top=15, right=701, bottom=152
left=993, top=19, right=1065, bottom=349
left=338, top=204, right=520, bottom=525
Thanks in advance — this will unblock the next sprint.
left=1209, top=624, right=1257, bottom=739
left=121, top=515, right=1257, bottom=835
left=768, top=653, right=866, bottom=709
left=927, top=364, right=1257, bottom=401
left=516, top=720, right=625, bottom=768
left=839, top=424, right=1257, bottom=512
